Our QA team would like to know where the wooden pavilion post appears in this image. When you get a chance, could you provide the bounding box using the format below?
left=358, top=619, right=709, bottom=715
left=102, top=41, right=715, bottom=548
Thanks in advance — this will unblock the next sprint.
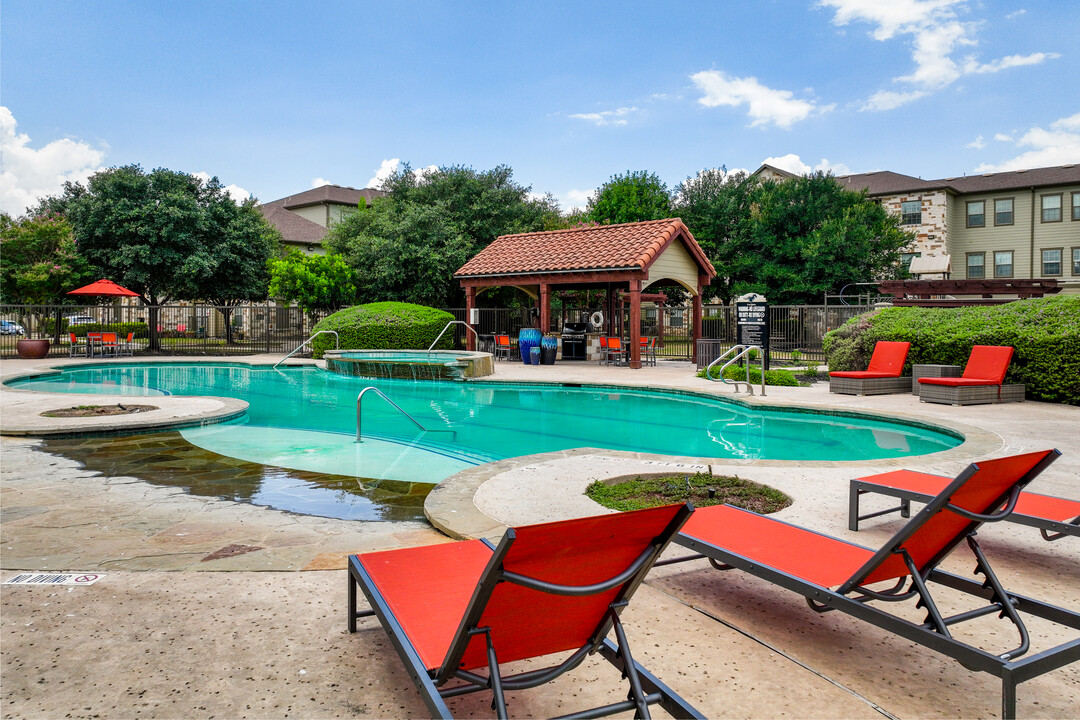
left=691, top=282, right=703, bottom=364
left=540, top=283, right=551, bottom=335
left=628, top=280, right=642, bottom=369
left=465, top=285, right=476, bottom=351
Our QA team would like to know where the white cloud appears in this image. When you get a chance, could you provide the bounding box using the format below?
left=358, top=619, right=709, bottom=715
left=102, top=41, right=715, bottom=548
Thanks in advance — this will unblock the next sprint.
left=193, top=171, right=250, bottom=202
left=761, top=154, right=850, bottom=176
left=364, top=159, right=438, bottom=189
left=311, top=177, right=332, bottom=188
left=819, top=1, right=1059, bottom=110
left=563, top=189, right=593, bottom=211
left=974, top=112, right=1080, bottom=172
left=569, top=107, right=639, bottom=127
left=966, top=135, right=987, bottom=149
left=1005, top=9, right=1026, bottom=20
left=993, top=133, right=1014, bottom=142
left=0, top=106, right=106, bottom=216
left=690, top=71, right=827, bottom=128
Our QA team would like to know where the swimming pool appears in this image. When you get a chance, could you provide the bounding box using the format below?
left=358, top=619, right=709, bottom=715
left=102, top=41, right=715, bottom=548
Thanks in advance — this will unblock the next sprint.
left=10, top=362, right=961, bottom=485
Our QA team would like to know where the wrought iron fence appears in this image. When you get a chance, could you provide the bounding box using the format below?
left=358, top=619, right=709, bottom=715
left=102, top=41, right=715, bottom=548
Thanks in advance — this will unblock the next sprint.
left=0, top=303, right=328, bottom=358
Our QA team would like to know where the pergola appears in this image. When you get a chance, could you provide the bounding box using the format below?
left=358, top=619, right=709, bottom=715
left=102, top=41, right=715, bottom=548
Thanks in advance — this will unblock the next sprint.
left=454, top=218, right=716, bottom=369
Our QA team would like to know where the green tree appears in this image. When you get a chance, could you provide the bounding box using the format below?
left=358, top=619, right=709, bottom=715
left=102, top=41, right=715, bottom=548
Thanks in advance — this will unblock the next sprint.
left=327, top=163, right=554, bottom=306
left=587, top=170, right=672, bottom=225
left=268, top=251, right=359, bottom=315
left=676, top=170, right=912, bottom=305
left=0, top=212, right=96, bottom=305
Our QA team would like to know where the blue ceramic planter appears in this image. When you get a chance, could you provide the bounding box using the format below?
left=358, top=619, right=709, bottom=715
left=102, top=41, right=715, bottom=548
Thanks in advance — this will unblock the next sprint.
left=518, top=328, right=542, bottom=364
left=540, top=336, right=558, bottom=365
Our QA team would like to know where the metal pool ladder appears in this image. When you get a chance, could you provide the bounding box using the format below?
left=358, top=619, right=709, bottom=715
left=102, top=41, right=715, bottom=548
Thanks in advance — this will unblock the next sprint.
left=274, top=330, right=339, bottom=369
left=355, top=387, right=456, bottom=443
left=705, top=344, right=765, bottom=396
left=427, top=321, right=479, bottom=352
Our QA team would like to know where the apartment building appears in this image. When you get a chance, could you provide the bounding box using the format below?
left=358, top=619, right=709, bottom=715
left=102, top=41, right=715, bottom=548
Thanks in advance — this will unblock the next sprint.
left=259, top=184, right=384, bottom=254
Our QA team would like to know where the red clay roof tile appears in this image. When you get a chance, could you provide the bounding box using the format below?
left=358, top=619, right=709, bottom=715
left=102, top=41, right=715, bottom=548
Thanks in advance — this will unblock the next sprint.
left=455, top=218, right=716, bottom=279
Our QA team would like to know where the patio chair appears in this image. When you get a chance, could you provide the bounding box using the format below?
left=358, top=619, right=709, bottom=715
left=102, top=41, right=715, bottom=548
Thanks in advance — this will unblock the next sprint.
left=98, top=332, right=120, bottom=358
left=117, top=331, right=135, bottom=357
left=494, top=334, right=513, bottom=361
left=668, top=449, right=1079, bottom=719
left=918, top=345, right=1024, bottom=406
left=849, top=466, right=1079, bottom=541
left=605, top=337, right=627, bottom=366
left=596, top=335, right=609, bottom=365
left=640, top=337, right=657, bottom=366
left=828, top=341, right=911, bottom=395
left=348, top=504, right=701, bottom=719
left=68, top=333, right=89, bottom=358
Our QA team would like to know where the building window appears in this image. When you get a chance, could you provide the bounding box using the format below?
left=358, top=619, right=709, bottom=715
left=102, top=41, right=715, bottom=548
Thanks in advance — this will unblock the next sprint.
left=994, top=250, right=1013, bottom=278
left=966, top=252, right=985, bottom=279
left=1041, top=194, right=1062, bottom=222
left=900, top=200, right=921, bottom=225
left=994, top=198, right=1014, bottom=226
left=1072, top=192, right=1080, bottom=221
left=1041, top=249, right=1062, bottom=276
left=900, top=252, right=921, bottom=273
left=966, top=201, right=985, bottom=228
left=1073, top=248, right=1080, bottom=275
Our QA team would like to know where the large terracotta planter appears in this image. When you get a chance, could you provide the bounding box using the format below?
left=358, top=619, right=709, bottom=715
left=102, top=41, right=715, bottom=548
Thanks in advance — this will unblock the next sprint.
left=16, top=338, right=50, bottom=359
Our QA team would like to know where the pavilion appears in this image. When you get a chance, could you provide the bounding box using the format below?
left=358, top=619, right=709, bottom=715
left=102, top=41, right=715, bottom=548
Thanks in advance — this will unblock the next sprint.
left=454, top=218, right=716, bottom=369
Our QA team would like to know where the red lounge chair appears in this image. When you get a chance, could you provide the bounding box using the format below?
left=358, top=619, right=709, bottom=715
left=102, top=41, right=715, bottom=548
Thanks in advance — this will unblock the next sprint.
left=918, top=345, right=1024, bottom=405
left=849, top=467, right=1079, bottom=541
left=596, top=335, right=609, bottom=365
left=605, top=337, right=627, bottom=366
left=669, top=450, right=1078, bottom=719
left=348, top=504, right=701, bottom=719
left=68, top=332, right=88, bottom=358
left=493, top=334, right=513, bottom=361
left=828, top=341, right=911, bottom=395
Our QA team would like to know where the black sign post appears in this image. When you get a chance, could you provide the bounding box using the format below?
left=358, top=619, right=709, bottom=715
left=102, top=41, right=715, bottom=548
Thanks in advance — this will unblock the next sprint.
left=736, top=299, right=769, bottom=371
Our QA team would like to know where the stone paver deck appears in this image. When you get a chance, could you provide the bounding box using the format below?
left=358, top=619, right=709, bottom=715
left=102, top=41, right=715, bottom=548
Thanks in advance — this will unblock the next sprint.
left=1, top=354, right=1077, bottom=718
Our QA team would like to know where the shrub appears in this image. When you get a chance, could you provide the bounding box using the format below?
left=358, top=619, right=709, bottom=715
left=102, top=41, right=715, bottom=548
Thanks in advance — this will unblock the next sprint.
left=823, top=296, right=1080, bottom=404
left=309, top=302, right=456, bottom=358
left=44, top=320, right=149, bottom=338
left=697, top=364, right=799, bottom=386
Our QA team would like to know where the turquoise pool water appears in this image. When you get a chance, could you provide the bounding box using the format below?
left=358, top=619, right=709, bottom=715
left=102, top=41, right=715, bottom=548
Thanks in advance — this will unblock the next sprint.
left=10, top=363, right=961, bottom=486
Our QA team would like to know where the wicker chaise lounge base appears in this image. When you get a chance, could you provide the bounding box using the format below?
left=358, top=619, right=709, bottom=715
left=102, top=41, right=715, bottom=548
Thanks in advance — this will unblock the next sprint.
left=919, top=383, right=1025, bottom=406
left=830, top=376, right=913, bottom=396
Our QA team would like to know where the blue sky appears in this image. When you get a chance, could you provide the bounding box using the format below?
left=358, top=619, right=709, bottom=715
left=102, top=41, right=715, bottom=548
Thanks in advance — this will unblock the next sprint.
left=3, top=0, right=1078, bottom=214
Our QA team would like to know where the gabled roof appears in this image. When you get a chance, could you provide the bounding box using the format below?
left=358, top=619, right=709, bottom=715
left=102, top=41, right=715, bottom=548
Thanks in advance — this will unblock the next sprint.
left=835, top=171, right=940, bottom=195
left=837, top=165, right=1080, bottom=197
left=749, top=164, right=798, bottom=181
left=454, top=218, right=716, bottom=279
left=258, top=202, right=327, bottom=246
left=268, top=184, right=385, bottom=210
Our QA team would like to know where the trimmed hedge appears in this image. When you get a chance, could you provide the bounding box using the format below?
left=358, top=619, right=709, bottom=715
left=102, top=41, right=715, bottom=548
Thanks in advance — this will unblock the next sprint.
left=310, top=302, right=456, bottom=358
left=43, top=321, right=149, bottom=338
left=823, top=296, right=1080, bottom=404
left=697, top=365, right=800, bottom=386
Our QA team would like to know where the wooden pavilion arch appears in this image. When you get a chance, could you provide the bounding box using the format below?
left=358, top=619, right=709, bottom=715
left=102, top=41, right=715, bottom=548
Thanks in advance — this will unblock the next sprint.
left=454, top=218, right=716, bottom=369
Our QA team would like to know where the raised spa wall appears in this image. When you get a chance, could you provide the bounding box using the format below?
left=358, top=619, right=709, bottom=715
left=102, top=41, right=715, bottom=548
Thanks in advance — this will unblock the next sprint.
left=323, top=350, right=494, bottom=381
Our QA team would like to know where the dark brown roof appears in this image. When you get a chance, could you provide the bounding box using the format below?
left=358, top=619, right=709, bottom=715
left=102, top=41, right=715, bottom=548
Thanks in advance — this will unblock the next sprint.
left=258, top=202, right=327, bottom=246
left=838, top=165, right=1080, bottom=197
left=455, top=218, right=717, bottom=279
left=269, top=184, right=385, bottom=210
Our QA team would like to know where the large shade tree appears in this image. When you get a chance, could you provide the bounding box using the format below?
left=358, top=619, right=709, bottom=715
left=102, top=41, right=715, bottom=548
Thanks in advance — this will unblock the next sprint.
left=676, top=170, right=912, bottom=304
left=50, top=165, right=280, bottom=345
left=268, top=250, right=359, bottom=315
left=326, top=164, right=556, bottom=306
left=0, top=212, right=96, bottom=305
left=587, top=170, right=672, bottom=225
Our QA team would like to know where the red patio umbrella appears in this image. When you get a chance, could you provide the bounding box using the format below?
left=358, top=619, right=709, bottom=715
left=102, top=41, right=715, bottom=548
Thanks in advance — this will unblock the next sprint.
left=66, top=279, right=141, bottom=297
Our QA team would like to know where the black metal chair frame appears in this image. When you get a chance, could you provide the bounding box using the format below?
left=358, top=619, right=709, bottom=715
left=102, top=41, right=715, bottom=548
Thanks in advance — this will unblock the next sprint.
left=665, top=450, right=1079, bottom=719
left=348, top=505, right=702, bottom=720
left=849, top=476, right=1080, bottom=541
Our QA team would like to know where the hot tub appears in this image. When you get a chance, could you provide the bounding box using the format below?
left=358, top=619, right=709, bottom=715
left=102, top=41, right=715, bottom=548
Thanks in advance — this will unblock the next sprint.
left=323, top=349, right=494, bottom=380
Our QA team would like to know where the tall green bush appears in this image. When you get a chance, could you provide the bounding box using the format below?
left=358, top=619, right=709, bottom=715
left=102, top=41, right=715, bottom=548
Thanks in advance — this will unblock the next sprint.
left=309, top=302, right=455, bottom=358
left=823, top=297, right=1080, bottom=404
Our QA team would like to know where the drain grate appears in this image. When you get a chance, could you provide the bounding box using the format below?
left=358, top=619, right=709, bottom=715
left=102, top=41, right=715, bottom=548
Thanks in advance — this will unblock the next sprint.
left=3, top=573, right=103, bottom=586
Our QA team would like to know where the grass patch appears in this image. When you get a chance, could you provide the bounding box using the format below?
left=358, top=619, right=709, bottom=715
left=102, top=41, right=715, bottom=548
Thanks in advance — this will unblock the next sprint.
left=586, top=471, right=791, bottom=514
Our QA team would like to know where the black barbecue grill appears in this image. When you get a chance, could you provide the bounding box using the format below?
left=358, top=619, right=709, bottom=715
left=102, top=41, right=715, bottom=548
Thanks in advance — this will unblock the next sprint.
left=560, top=322, right=588, bottom=360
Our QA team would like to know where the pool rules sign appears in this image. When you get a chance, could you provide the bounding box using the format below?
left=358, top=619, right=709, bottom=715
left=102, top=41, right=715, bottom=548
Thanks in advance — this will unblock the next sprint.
left=736, top=294, right=769, bottom=370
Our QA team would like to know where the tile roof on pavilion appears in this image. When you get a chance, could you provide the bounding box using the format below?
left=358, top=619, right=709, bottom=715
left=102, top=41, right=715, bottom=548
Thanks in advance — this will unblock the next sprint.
left=454, top=218, right=716, bottom=279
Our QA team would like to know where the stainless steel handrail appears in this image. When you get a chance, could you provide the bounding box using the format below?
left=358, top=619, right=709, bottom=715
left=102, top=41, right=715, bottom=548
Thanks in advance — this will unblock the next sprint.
left=355, top=386, right=456, bottom=443
left=704, top=344, right=765, bottom=396
left=427, top=321, right=479, bottom=352
left=273, top=330, right=339, bottom=369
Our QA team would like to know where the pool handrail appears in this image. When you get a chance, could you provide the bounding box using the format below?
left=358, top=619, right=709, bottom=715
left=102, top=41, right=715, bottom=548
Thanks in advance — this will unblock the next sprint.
left=274, top=330, right=339, bottom=369
left=427, top=321, right=479, bottom=353
left=355, top=386, right=456, bottom=443
left=705, top=344, right=765, bottom=396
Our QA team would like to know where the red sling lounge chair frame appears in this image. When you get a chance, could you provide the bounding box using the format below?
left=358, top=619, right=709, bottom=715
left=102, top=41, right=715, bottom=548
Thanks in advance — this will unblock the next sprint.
left=829, top=341, right=912, bottom=395
left=849, top=467, right=1079, bottom=541
left=918, top=345, right=1024, bottom=405
left=348, top=504, right=702, bottom=719
left=667, top=449, right=1078, bottom=719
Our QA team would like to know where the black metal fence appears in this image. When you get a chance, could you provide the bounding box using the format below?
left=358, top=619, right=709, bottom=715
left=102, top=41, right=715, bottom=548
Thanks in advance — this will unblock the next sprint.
left=4, top=302, right=874, bottom=363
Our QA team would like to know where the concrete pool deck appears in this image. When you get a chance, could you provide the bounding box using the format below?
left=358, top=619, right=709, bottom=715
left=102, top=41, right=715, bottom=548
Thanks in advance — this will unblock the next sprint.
left=1, top=354, right=1077, bottom=718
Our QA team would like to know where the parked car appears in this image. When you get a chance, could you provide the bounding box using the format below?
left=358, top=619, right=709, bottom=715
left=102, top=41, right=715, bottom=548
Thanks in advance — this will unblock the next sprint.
left=1, top=320, right=25, bottom=335
left=64, top=315, right=97, bottom=326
